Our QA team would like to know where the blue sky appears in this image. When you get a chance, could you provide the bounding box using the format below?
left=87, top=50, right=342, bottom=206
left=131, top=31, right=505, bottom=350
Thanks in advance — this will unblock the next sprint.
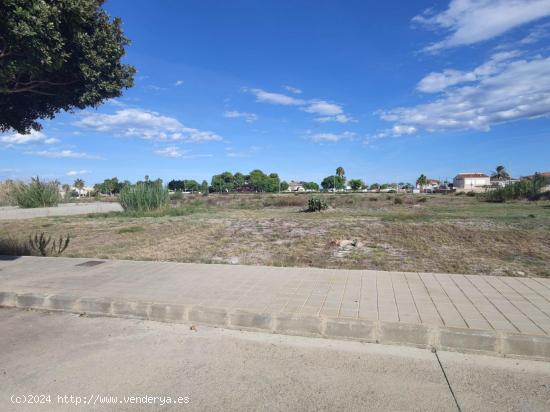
left=1, top=0, right=550, bottom=185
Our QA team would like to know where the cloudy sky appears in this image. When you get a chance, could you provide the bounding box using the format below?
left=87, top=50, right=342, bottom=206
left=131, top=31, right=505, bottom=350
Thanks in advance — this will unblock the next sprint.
left=1, top=0, right=550, bottom=184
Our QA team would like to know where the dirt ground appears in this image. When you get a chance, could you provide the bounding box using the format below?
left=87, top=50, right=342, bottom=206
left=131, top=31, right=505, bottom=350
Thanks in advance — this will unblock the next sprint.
left=1, top=193, right=549, bottom=277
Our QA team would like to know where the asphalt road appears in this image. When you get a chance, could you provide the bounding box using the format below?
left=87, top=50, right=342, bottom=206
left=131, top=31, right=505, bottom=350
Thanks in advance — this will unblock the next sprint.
left=1, top=308, right=549, bottom=411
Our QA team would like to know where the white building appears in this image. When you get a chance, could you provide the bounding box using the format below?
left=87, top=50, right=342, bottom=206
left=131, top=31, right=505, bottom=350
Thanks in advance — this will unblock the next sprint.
left=287, top=181, right=305, bottom=192
left=453, top=173, right=490, bottom=192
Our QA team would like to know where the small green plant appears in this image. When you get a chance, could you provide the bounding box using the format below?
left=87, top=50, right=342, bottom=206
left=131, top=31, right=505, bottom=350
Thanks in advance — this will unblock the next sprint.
left=119, top=180, right=169, bottom=212
left=13, top=177, right=60, bottom=208
left=393, top=197, right=403, bottom=205
left=466, top=191, right=476, bottom=197
left=417, top=197, right=427, bottom=203
left=28, top=232, right=70, bottom=256
left=117, top=225, right=145, bottom=234
left=306, top=197, right=328, bottom=212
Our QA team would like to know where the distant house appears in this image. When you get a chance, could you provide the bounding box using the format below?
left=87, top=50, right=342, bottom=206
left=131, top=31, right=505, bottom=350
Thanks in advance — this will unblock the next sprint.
left=287, top=181, right=305, bottom=192
left=520, top=172, right=550, bottom=192
left=490, top=175, right=518, bottom=188
left=453, top=173, right=490, bottom=192
left=416, top=178, right=440, bottom=192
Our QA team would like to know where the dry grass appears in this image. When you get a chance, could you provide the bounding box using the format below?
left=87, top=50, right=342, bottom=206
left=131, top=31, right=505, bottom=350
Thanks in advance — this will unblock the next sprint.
left=0, top=193, right=548, bottom=277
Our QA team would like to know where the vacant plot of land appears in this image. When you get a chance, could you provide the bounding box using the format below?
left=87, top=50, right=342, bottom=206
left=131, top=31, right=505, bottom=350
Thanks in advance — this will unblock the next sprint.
left=1, top=193, right=548, bottom=277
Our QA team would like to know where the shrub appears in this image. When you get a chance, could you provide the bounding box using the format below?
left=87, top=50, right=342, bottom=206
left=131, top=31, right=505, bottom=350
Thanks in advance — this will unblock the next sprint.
left=393, top=197, right=403, bottom=205
left=484, top=178, right=548, bottom=202
left=306, top=197, right=328, bottom=212
left=28, top=232, right=70, bottom=256
left=466, top=191, right=476, bottom=197
left=119, top=181, right=169, bottom=211
left=13, top=177, right=60, bottom=208
left=369, top=197, right=378, bottom=202
left=0, top=237, right=31, bottom=256
left=417, top=197, right=427, bottom=203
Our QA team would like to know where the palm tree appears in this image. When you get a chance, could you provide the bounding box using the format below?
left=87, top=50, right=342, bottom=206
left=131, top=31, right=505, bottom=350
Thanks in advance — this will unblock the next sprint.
left=74, top=179, right=85, bottom=197
left=336, top=166, right=345, bottom=178
left=416, top=174, right=427, bottom=188
left=492, top=165, right=510, bottom=181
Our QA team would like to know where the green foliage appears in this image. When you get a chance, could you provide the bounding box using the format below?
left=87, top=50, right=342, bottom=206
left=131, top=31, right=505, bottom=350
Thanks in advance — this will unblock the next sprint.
left=492, top=165, right=510, bottom=181
left=28, top=232, right=70, bottom=256
left=209, top=169, right=281, bottom=193
left=336, top=166, right=345, bottom=178
left=200, top=180, right=209, bottom=194
left=13, top=177, right=60, bottom=208
left=280, top=181, right=289, bottom=191
left=306, top=197, right=328, bottom=212
left=484, top=176, right=548, bottom=202
left=0, top=0, right=135, bottom=133
left=394, top=197, right=403, bottom=205
left=94, top=177, right=129, bottom=195
left=119, top=180, right=169, bottom=211
left=117, top=225, right=144, bottom=234
left=168, top=179, right=199, bottom=192
left=417, top=197, right=427, bottom=203
left=416, top=174, right=428, bottom=187
left=349, top=179, right=364, bottom=191
left=303, top=182, right=319, bottom=191
left=321, top=175, right=345, bottom=191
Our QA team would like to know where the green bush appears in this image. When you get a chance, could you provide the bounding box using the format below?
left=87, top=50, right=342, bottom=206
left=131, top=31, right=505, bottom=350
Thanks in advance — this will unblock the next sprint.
left=13, top=177, right=60, bottom=208
left=306, top=197, right=328, bottom=212
left=393, top=197, right=403, bottom=205
left=119, top=181, right=169, bottom=211
left=484, top=177, right=547, bottom=202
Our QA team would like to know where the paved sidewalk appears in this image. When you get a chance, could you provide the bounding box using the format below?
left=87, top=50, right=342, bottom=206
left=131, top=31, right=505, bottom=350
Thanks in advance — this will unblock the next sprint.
left=0, top=202, right=122, bottom=220
left=1, top=256, right=549, bottom=359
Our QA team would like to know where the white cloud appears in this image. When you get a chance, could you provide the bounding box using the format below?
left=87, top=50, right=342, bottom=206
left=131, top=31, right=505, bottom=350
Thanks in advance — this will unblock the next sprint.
left=245, top=88, right=354, bottom=123
left=175, top=80, right=184, bottom=86
left=303, top=100, right=343, bottom=116
left=283, top=85, right=302, bottom=94
left=75, top=108, right=223, bottom=142
left=378, top=55, right=550, bottom=134
left=223, top=110, right=258, bottom=123
left=66, top=170, right=91, bottom=176
left=0, top=130, right=59, bottom=146
left=305, top=131, right=356, bottom=142
left=416, top=50, right=519, bottom=93
left=414, top=0, right=550, bottom=52
left=26, top=150, right=101, bottom=159
left=247, top=88, right=305, bottom=105
left=154, top=146, right=213, bottom=159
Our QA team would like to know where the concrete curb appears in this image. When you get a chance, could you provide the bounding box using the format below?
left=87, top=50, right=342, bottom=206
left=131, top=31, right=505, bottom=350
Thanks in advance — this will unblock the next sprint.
left=1, top=291, right=549, bottom=361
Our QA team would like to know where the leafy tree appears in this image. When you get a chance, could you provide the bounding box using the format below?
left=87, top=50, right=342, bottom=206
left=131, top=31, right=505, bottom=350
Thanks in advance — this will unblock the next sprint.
left=492, top=165, right=510, bottom=180
left=94, top=177, right=124, bottom=195
left=380, top=183, right=389, bottom=190
left=349, top=179, right=364, bottom=191
left=200, top=180, right=208, bottom=194
left=303, top=182, right=319, bottom=191
left=233, top=172, right=245, bottom=191
left=321, top=175, right=345, bottom=191
left=211, top=172, right=234, bottom=192
left=168, top=179, right=199, bottom=192
left=0, top=0, right=136, bottom=133
left=369, top=183, right=380, bottom=191
left=280, top=181, right=289, bottom=191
